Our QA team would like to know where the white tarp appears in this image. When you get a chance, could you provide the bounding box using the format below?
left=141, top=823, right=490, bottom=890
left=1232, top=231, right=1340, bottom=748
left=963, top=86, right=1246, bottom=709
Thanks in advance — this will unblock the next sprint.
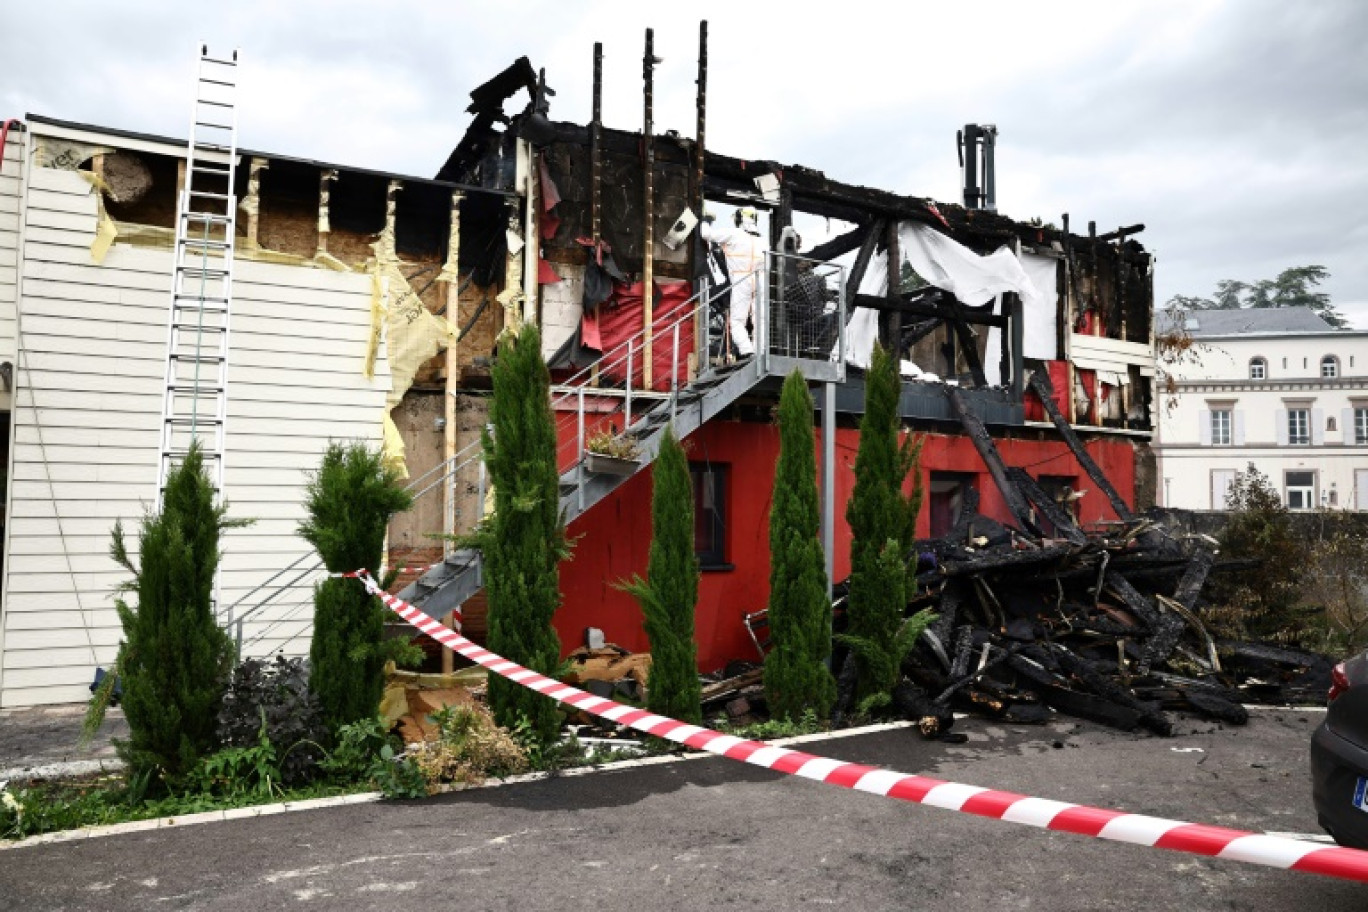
left=899, top=222, right=1042, bottom=314
left=984, top=252, right=1061, bottom=383
left=839, top=224, right=1051, bottom=381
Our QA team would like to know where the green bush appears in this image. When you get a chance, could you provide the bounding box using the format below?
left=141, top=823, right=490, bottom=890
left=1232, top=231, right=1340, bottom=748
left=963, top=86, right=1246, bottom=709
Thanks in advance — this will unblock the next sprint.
left=108, top=441, right=249, bottom=784
left=475, top=324, right=569, bottom=746
left=300, top=441, right=412, bottom=732
left=763, top=371, right=836, bottom=721
left=619, top=429, right=702, bottom=725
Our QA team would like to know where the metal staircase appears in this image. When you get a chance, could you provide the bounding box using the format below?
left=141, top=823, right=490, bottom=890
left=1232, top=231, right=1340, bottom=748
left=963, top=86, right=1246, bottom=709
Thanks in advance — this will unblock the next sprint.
left=158, top=44, right=241, bottom=505
left=397, top=250, right=847, bottom=622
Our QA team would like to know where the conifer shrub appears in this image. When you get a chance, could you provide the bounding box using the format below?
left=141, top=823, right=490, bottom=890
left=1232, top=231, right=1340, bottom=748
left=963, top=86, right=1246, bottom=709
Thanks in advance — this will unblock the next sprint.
left=300, top=441, right=412, bottom=732
left=474, top=324, right=569, bottom=745
left=108, top=441, right=248, bottom=783
left=763, top=371, right=836, bottom=721
left=620, top=429, right=702, bottom=724
left=844, top=344, right=924, bottom=708
left=1204, top=462, right=1308, bottom=642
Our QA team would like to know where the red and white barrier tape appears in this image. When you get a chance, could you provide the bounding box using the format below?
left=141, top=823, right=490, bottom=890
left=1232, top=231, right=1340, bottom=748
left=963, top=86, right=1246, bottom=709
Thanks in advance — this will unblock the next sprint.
left=348, top=570, right=1368, bottom=883
left=330, top=569, right=462, bottom=628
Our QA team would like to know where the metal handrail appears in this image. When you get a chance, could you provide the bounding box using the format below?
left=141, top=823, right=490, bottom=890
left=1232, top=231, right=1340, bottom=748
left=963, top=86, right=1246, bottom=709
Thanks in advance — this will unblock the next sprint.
left=229, top=438, right=485, bottom=657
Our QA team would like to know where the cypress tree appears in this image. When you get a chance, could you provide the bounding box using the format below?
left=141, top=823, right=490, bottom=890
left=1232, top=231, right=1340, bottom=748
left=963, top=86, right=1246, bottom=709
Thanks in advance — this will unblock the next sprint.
left=844, top=344, right=924, bottom=708
left=478, top=323, right=569, bottom=744
left=300, top=441, right=412, bottom=732
left=109, top=440, right=247, bottom=782
left=620, top=429, right=702, bottom=724
left=763, top=371, right=836, bottom=721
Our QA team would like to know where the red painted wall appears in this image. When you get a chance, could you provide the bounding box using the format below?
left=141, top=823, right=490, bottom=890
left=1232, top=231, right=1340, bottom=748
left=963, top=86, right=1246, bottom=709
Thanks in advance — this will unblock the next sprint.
left=551, top=411, right=1138, bottom=672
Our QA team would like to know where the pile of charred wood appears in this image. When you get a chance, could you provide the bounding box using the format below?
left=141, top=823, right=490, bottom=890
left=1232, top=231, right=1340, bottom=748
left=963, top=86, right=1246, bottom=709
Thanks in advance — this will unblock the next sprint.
left=835, top=370, right=1334, bottom=738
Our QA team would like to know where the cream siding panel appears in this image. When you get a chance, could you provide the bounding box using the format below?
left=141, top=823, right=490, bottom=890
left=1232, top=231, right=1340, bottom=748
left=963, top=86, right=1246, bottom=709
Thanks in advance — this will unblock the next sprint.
left=0, top=126, right=25, bottom=397
left=0, top=139, right=393, bottom=706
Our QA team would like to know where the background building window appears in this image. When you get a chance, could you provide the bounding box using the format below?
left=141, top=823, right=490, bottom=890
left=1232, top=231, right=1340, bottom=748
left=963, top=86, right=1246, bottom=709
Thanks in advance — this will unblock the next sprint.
left=1211, top=469, right=1236, bottom=509
left=1287, top=408, right=1310, bottom=445
left=1210, top=409, right=1231, bottom=445
left=1321, top=355, right=1339, bottom=378
left=1285, top=471, right=1316, bottom=510
left=1356, top=407, right=1368, bottom=444
left=690, top=462, right=729, bottom=569
left=1249, top=357, right=1266, bottom=380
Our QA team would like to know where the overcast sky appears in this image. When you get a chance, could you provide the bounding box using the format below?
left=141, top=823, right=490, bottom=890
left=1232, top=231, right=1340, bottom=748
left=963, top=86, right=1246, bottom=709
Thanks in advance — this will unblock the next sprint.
left=5, top=1, right=1367, bottom=325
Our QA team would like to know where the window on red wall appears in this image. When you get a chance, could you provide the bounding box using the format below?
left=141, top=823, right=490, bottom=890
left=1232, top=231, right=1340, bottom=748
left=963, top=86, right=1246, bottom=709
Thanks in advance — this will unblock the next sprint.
left=690, top=462, right=730, bottom=569
left=1035, top=474, right=1080, bottom=536
left=928, top=472, right=977, bottom=537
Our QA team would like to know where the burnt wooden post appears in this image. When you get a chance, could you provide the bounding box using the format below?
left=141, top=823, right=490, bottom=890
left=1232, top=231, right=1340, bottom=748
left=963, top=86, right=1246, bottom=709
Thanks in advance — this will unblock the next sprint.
left=692, top=23, right=707, bottom=374
left=591, top=43, right=603, bottom=247
left=1009, top=291, right=1025, bottom=400
left=881, top=220, right=901, bottom=353
left=641, top=29, right=657, bottom=388
left=846, top=219, right=884, bottom=309
left=1028, top=368, right=1133, bottom=521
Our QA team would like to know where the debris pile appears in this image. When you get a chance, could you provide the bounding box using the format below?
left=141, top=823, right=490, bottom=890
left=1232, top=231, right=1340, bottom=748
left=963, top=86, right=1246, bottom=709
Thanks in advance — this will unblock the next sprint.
left=832, top=370, right=1336, bottom=737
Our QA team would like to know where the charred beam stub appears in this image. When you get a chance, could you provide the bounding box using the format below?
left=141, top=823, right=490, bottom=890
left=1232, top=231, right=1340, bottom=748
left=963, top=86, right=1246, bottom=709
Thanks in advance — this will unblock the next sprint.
left=945, top=386, right=1040, bottom=535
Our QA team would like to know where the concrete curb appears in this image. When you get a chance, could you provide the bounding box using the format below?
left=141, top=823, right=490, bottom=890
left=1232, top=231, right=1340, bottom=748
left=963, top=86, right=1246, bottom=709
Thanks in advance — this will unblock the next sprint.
left=0, top=758, right=125, bottom=784
left=0, top=720, right=920, bottom=851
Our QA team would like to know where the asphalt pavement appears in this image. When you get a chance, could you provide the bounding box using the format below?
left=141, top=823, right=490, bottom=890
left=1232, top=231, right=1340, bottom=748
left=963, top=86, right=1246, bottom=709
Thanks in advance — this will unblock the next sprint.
left=0, top=706, right=1358, bottom=911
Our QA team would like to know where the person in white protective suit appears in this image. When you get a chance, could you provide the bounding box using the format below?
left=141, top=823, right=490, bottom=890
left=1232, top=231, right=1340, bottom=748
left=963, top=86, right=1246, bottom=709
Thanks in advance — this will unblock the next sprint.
left=701, top=206, right=765, bottom=358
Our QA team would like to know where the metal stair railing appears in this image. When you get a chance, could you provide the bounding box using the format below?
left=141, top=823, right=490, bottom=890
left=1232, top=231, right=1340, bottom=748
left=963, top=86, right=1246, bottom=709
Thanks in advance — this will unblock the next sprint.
left=227, top=440, right=486, bottom=658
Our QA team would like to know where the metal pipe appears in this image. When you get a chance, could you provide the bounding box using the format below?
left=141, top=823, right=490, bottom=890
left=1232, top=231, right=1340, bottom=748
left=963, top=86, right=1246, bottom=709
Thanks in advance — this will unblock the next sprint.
left=625, top=339, right=634, bottom=428
left=670, top=321, right=680, bottom=424
left=577, top=387, right=586, bottom=512
left=642, top=28, right=656, bottom=389
left=822, top=380, right=836, bottom=599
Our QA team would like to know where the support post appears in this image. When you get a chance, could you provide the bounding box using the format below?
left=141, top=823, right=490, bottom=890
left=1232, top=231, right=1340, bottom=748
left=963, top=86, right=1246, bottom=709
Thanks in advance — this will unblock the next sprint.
left=882, top=219, right=901, bottom=354
left=821, top=381, right=836, bottom=599
left=691, top=23, right=708, bottom=369
left=590, top=43, right=603, bottom=388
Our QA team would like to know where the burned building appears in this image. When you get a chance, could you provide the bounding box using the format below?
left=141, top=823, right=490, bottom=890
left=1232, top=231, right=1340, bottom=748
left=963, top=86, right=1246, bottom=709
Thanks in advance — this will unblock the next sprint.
left=0, top=30, right=1156, bottom=707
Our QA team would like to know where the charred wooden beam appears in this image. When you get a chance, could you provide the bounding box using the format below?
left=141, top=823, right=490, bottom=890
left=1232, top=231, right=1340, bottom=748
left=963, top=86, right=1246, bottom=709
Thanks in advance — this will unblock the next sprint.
left=845, top=220, right=884, bottom=308
left=938, top=543, right=1074, bottom=578
left=855, top=292, right=1007, bottom=328
left=803, top=222, right=872, bottom=263
left=1027, top=368, right=1134, bottom=520
left=1172, top=547, right=1214, bottom=608
left=1095, top=223, right=1145, bottom=243
left=946, top=386, right=1041, bottom=534
left=945, top=295, right=989, bottom=387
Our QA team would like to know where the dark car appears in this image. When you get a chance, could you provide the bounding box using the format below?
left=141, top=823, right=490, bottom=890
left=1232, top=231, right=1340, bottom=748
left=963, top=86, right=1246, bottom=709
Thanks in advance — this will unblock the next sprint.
left=1311, top=649, right=1368, bottom=848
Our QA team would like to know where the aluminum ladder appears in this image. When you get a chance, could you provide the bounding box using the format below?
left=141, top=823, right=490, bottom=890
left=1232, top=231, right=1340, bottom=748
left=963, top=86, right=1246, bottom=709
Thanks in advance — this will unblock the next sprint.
left=157, top=44, right=241, bottom=506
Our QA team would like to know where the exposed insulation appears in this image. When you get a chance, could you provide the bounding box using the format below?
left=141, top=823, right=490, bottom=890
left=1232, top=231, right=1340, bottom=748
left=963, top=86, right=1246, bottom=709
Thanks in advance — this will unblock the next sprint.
left=366, top=180, right=455, bottom=475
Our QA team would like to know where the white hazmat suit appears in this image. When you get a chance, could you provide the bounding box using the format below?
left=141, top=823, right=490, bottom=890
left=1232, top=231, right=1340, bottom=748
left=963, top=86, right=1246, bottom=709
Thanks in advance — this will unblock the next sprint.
left=701, top=212, right=766, bottom=357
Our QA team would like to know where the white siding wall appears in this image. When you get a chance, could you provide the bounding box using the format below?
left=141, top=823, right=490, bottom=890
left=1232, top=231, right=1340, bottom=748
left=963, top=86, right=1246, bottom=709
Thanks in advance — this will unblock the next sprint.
left=0, top=124, right=22, bottom=407
left=0, top=141, right=391, bottom=707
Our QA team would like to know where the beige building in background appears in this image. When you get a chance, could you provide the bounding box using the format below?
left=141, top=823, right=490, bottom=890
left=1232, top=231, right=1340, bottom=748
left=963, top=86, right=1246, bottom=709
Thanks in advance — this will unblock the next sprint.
left=1155, top=307, right=1368, bottom=512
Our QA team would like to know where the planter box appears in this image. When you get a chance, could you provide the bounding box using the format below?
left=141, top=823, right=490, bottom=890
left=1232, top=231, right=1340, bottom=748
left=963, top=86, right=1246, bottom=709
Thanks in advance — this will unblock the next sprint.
left=585, top=452, right=639, bottom=476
